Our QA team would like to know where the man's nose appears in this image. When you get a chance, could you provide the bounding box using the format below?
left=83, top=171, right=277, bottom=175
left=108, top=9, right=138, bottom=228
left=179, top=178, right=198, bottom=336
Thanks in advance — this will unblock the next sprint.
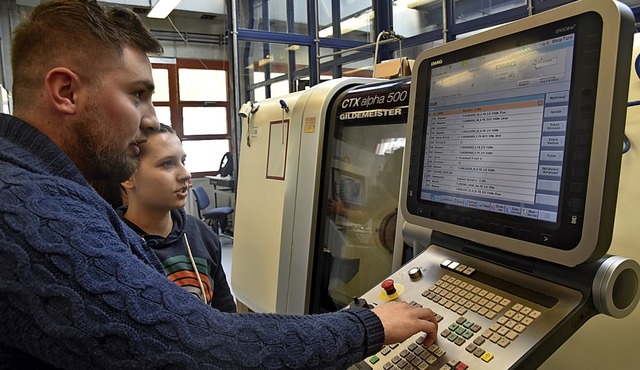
left=142, top=105, right=160, bottom=132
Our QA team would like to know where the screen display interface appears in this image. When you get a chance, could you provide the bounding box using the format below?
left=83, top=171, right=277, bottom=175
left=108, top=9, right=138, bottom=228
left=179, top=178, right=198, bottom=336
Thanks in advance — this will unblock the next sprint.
left=421, top=34, right=575, bottom=224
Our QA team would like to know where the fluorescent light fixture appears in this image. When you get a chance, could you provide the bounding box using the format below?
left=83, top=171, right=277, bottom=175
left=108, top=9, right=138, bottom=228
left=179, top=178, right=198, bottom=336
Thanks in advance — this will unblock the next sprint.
left=319, top=26, right=334, bottom=38
left=147, top=0, right=181, bottom=19
left=318, top=10, right=374, bottom=37
left=397, top=0, right=439, bottom=9
left=257, top=55, right=273, bottom=67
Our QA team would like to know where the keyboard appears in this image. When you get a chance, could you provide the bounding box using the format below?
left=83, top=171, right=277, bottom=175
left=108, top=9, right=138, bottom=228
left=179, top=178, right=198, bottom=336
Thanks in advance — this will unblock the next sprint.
left=348, top=244, right=584, bottom=370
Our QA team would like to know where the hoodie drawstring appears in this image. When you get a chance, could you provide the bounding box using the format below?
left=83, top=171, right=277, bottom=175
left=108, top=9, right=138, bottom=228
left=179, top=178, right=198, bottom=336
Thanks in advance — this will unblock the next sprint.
left=184, top=233, right=207, bottom=304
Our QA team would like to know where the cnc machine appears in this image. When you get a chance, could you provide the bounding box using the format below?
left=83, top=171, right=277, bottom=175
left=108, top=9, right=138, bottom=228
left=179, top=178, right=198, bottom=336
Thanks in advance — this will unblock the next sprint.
left=348, top=1, right=640, bottom=369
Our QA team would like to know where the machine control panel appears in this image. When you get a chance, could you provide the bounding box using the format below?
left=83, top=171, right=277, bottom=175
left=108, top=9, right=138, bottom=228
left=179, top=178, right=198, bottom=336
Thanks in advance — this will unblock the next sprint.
left=348, top=245, right=583, bottom=370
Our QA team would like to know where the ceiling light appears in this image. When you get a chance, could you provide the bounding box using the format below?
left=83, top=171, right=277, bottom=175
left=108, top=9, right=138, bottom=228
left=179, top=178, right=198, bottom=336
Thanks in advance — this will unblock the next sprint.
left=258, top=55, right=274, bottom=67
left=147, top=0, right=181, bottom=19
left=406, top=0, right=439, bottom=9
left=319, top=26, right=334, bottom=38
left=318, top=10, right=374, bottom=37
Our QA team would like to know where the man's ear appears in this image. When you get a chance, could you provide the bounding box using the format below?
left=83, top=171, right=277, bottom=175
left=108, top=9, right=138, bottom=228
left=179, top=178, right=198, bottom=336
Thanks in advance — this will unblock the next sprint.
left=45, top=67, right=80, bottom=115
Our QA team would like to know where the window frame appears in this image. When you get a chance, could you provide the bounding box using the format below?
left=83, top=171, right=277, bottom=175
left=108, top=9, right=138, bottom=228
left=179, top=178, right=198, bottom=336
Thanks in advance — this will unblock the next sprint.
left=152, top=59, right=232, bottom=178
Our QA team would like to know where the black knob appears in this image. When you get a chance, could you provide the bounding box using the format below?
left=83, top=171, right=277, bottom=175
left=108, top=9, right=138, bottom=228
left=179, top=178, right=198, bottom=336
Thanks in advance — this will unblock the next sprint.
left=408, top=267, right=423, bottom=280
left=351, top=296, right=371, bottom=309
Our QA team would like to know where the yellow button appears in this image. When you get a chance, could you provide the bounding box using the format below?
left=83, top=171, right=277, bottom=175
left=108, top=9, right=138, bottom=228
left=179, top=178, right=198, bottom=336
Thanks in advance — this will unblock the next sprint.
left=481, top=352, right=494, bottom=362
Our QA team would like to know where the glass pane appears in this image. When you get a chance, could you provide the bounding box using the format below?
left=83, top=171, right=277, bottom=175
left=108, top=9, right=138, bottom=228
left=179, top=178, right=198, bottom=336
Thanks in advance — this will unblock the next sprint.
left=239, top=41, right=269, bottom=104
left=152, top=68, right=170, bottom=102
left=239, top=42, right=310, bottom=102
left=289, top=44, right=309, bottom=73
left=318, top=48, right=374, bottom=78
left=320, top=120, right=408, bottom=310
left=255, top=87, right=266, bottom=102
left=318, top=0, right=333, bottom=31
left=262, top=44, right=288, bottom=77
left=454, top=0, right=527, bottom=24
left=238, top=0, right=308, bottom=34
left=269, top=73, right=289, bottom=99
left=253, top=71, right=265, bottom=84
left=183, top=107, right=228, bottom=135
left=342, top=53, right=374, bottom=78
left=392, top=0, right=443, bottom=38
left=182, top=139, right=230, bottom=173
left=319, top=47, right=337, bottom=78
left=179, top=69, right=227, bottom=102
left=319, top=1, right=373, bottom=41
left=268, top=0, right=287, bottom=33
left=402, top=40, right=444, bottom=60
left=237, top=1, right=263, bottom=30
left=155, top=106, right=172, bottom=126
left=287, top=1, right=309, bottom=35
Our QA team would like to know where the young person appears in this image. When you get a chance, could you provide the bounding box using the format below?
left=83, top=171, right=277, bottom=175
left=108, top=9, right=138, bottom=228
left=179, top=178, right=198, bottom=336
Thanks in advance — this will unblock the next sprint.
left=0, top=1, right=438, bottom=368
left=119, top=124, right=236, bottom=312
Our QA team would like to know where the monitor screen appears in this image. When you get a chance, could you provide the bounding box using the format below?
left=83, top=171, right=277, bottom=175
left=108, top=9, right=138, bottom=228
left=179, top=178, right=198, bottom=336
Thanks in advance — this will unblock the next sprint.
left=401, top=1, right=633, bottom=266
left=422, top=34, right=574, bottom=225
left=332, top=167, right=366, bottom=209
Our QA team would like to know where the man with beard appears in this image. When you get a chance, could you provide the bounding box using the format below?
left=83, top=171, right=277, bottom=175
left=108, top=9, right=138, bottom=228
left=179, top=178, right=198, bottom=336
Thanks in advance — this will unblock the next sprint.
left=0, top=1, right=438, bottom=369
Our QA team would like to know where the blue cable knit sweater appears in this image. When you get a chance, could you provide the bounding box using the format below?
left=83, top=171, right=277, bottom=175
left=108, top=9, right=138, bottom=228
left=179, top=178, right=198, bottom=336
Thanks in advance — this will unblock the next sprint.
left=0, top=114, right=384, bottom=369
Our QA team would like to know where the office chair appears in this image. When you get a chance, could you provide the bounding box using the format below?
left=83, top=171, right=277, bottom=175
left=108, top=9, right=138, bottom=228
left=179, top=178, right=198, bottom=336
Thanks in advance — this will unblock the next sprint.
left=191, top=186, right=234, bottom=236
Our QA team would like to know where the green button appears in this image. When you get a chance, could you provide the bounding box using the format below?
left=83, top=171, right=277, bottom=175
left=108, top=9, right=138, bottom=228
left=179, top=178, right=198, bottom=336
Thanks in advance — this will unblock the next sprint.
left=369, top=355, right=379, bottom=364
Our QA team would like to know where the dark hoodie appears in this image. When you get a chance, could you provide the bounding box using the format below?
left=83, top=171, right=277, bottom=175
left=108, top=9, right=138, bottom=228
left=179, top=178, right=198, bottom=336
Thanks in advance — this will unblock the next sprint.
left=118, top=207, right=236, bottom=312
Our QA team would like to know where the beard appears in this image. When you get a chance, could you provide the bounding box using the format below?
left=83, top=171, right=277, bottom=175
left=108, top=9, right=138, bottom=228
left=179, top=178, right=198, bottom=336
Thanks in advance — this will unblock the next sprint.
left=72, top=101, right=139, bottom=183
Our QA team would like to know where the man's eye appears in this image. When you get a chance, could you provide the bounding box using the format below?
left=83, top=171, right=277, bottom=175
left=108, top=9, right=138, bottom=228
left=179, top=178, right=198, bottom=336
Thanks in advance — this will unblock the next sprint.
left=133, top=91, right=145, bottom=100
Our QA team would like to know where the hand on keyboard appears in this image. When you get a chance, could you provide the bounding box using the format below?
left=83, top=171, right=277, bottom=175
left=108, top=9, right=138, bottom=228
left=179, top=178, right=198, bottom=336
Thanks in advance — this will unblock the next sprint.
left=372, top=301, right=439, bottom=346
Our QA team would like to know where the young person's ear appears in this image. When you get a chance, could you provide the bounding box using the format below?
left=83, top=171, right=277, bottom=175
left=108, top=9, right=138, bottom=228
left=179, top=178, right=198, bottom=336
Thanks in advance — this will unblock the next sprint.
left=44, top=67, right=81, bottom=115
left=121, top=178, right=135, bottom=191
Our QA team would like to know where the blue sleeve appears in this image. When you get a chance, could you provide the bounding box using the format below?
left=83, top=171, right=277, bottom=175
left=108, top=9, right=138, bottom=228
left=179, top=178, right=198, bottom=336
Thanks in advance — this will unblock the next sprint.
left=0, top=177, right=384, bottom=369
